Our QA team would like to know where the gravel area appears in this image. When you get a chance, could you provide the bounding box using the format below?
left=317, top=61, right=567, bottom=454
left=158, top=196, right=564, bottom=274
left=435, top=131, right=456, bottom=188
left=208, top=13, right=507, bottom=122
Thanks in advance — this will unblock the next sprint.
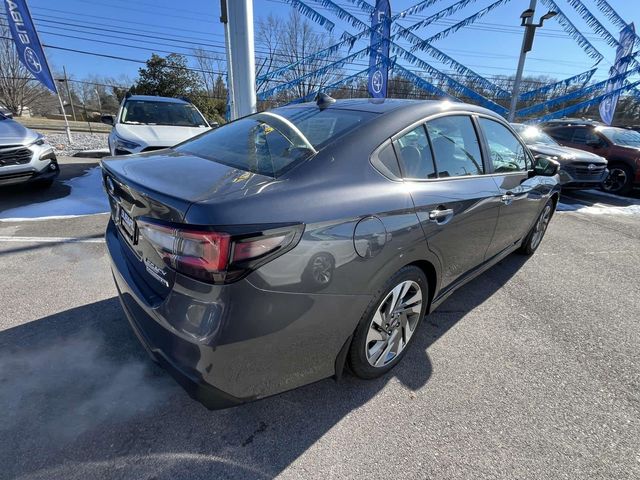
left=44, top=132, right=109, bottom=157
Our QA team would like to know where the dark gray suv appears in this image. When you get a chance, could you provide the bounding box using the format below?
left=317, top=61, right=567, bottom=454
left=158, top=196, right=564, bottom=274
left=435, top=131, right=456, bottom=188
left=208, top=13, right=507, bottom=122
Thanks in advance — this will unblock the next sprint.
left=102, top=98, right=560, bottom=409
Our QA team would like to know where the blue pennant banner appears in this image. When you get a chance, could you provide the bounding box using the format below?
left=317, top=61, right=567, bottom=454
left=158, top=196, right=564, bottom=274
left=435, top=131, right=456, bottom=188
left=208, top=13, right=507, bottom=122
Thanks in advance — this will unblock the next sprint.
left=536, top=78, right=640, bottom=123
left=396, top=27, right=510, bottom=99
left=368, top=0, right=391, bottom=98
left=342, top=0, right=375, bottom=15
left=309, top=0, right=369, bottom=29
left=516, top=64, right=640, bottom=117
left=287, top=67, right=371, bottom=105
left=4, top=0, right=57, bottom=93
left=258, top=44, right=379, bottom=100
left=391, top=43, right=509, bottom=115
left=565, top=0, right=618, bottom=48
left=393, top=0, right=482, bottom=39
left=600, top=23, right=637, bottom=125
left=519, top=69, right=597, bottom=102
left=418, top=0, right=514, bottom=46
left=393, top=64, right=454, bottom=99
left=539, top=0, right=603, bottom=62
left=395, top=0, right=443, bottom=20
left=592, top=0, right=629, bottom=32
left=281, top=0, right=335, bottom=31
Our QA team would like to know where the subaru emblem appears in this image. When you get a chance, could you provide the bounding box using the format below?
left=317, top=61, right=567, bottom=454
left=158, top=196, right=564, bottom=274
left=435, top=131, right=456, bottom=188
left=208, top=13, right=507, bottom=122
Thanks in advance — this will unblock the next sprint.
left=588, top=164, right=596, bottom=170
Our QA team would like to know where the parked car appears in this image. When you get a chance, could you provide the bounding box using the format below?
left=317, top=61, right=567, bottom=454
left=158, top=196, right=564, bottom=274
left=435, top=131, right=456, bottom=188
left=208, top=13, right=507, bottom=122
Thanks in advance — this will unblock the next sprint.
left=543, top=122, right=640, bottom=195
left=0, top=112, right=58, bottom=188
left=102, top=95, right=211, bottom=155
left=512, top=123, right=608, bottom=190
left=102, top=97, right=560, bottom=409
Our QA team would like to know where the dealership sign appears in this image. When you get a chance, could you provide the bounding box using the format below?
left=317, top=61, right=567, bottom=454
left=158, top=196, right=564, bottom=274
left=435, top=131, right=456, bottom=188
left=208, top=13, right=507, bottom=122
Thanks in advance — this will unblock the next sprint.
left=4, top=0, right=58, bottom=94
left=368, top=0, right=391, bottom=99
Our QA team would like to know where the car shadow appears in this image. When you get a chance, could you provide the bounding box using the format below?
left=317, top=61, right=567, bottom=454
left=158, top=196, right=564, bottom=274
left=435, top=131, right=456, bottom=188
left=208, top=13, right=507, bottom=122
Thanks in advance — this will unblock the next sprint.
left=0, top=162, right=97, bottom=214
left=0, top=255, right=529, bottom=480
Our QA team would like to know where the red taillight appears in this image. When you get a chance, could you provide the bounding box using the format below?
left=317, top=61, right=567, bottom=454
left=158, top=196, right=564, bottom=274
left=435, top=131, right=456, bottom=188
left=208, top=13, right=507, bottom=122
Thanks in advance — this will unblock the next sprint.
left=138, top=220, right=301, bottom=283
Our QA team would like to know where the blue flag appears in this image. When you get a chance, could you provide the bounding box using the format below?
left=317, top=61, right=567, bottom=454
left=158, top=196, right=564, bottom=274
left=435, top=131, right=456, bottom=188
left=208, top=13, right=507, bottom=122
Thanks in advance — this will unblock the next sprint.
left=599, top=23, right=636, bottom=125
left=4, top=0, right=58, bottom=94
left=368, top=0, right=391, bottom=98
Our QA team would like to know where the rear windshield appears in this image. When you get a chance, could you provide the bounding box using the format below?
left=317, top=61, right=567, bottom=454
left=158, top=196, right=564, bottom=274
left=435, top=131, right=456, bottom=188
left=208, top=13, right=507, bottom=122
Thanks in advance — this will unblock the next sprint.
left=121, top=100, right=207, bottom=127
left=175, top=107, right=377, bottom=177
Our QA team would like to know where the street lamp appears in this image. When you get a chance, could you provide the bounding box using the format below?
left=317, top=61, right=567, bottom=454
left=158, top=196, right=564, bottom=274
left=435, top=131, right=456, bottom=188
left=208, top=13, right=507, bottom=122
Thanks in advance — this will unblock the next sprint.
left=507, top=0, right=557, bottom=121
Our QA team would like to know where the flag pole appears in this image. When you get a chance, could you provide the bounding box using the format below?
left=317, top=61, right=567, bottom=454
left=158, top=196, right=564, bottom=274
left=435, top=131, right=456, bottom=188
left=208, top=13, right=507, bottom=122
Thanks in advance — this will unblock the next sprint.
left=55, top=86, right=72, bottom=143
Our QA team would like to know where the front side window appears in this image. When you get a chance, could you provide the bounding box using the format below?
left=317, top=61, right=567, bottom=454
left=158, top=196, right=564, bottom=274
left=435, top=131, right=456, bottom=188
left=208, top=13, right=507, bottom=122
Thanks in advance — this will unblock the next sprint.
left=479, top=118, right=529, bottom=173
left=426, top=116, right=483, bottom=177
left=598, top=127, right=640, bottom=147
left=121, top=100, right=207, bottom=127
left=395, top=126, right=436, bottom=179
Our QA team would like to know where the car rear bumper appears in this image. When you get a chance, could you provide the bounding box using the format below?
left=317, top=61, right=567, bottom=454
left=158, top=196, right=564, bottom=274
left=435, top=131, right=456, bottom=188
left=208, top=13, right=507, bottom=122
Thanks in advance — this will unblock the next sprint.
left=106, top=220, right=371, bottom=408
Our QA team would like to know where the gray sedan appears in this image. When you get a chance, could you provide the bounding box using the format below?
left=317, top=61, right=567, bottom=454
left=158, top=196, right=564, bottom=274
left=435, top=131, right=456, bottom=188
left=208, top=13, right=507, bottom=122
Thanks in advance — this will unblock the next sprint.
left=102, top=97, right=560, bottom=409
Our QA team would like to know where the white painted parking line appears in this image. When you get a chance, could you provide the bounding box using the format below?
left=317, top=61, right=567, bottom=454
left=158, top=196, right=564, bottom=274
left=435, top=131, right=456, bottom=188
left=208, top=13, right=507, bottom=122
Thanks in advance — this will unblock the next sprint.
left=0, top=236, right=105, bottom=244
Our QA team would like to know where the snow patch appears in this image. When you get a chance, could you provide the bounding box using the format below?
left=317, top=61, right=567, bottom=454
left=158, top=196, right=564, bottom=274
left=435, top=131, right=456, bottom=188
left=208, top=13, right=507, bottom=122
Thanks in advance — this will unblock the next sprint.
left=556, top=202, right=640, bottom=216
left=0, top=167, right=110, bottom=221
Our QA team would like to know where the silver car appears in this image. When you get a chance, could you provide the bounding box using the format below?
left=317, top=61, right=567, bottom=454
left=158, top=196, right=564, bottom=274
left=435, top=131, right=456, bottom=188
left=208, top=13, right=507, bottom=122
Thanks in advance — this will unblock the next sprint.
left=0, top=113, right=59, bottom=187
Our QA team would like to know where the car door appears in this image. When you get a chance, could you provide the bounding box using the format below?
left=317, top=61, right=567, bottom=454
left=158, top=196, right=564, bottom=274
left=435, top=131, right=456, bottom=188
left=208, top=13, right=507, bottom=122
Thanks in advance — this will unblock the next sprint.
left=394, top=115, right=502, bottom=289
left=477, top=117, right=546, bottom=259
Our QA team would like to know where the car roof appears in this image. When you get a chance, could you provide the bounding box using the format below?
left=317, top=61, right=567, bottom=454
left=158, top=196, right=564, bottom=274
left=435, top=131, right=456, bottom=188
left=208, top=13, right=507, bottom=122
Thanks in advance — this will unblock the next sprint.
left=277, top=98, right=501, bottom=117
left=125, top=95, right=190, bottom=104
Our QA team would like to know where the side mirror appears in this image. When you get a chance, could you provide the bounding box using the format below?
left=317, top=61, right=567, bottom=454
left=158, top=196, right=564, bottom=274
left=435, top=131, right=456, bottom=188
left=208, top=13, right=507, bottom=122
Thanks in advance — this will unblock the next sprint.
left=101, top=114, right=115, bottom=126
left=586, top=139, right=603, bottom=148
left=533, top=156, right=560, bottom=177
left=208, top=120, right=220, bottom=129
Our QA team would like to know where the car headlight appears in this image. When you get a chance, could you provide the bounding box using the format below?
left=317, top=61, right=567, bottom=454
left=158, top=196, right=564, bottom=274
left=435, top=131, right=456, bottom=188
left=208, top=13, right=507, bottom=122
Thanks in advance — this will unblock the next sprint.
left=114, top=135, right=141, bottom=151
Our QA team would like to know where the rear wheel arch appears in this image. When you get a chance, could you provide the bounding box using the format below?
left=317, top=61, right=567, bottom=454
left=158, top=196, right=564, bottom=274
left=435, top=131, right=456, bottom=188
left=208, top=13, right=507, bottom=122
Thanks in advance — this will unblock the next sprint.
left=406, top=260, right=437, bottom=312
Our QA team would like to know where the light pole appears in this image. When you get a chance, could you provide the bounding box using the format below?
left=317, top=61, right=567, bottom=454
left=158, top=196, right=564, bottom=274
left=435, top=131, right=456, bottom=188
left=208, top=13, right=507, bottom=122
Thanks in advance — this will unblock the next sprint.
left=507, top=1, right=557, bottom=121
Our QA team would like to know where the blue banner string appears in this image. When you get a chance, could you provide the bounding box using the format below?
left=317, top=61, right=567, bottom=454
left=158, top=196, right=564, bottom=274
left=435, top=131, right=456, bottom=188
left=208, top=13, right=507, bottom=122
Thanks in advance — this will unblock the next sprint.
left=534, top=78, right=640, bottom=122
left=281, top=0, right=335, bottom=32
left=393, top=0, right=483, bottom=39
left=518, top=68, right=597, bottom=101
left=342, top=0, right=375, bottom=15
left=539, top=0, right=603, bottom=61
left=592, top=0, right=628, bottom=31
left=395, top=0, right=445, bottom=20
left=396, top=27, right=510, bottom=98
left=516, top=64, right=640, bottom=117
left=564, top=0, right=618, bottom=48
left=417, top=0, right=514, bottom=46
left=393, top=64, right=455, bottom=99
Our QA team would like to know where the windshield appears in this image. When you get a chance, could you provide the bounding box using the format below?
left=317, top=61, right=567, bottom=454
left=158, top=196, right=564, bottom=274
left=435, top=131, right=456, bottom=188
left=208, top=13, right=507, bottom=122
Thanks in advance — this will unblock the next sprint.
left=597, top=127, right=640, bottom=148
left=512, top=124, right=559, bottom=146
left=121, top=100, right=207, bottom=127
left=176, top=107, right=377, bottom=177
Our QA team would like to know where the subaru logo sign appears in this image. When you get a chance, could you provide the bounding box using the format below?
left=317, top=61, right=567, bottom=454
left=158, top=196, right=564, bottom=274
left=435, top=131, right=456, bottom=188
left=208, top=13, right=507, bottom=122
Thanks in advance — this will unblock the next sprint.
left=588, top=164, right=596, bottom=170
left=24, top=47, right=42, bottom=74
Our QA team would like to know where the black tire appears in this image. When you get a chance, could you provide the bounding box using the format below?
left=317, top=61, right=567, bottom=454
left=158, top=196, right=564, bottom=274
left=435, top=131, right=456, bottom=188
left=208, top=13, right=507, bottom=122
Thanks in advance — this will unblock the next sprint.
left=348, top=265, right=428, bottom=379
left=602, top=164, right=633, bottom=196
left=519, top=199, right=554, bottom=255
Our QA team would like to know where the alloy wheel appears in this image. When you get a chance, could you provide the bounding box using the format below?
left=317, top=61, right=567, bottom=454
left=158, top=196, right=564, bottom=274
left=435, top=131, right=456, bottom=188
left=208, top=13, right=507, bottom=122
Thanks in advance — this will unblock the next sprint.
left=365, top=280, right=423, bottom=367
left=531, top=204, right=552, bottom=250
left=603, top=168, right=628, bottom=193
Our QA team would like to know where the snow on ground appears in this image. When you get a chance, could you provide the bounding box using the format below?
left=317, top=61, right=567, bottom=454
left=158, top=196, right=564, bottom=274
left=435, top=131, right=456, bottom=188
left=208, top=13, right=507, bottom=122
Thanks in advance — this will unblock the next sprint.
left=557, top=202, right=640, bottom=215
left=44, top=133, right=109, bottom=157
left=0, top=167, right=110, bottom=221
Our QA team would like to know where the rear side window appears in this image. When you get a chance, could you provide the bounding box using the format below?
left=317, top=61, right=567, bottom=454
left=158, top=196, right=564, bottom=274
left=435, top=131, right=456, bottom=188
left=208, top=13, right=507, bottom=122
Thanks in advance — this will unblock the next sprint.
left=176, top=107, right=377, bottom=177
left=426, top=116, right=483, bottom=177
left=395, top=126, right=436, bottom=179
left=479, top=118, right=529, bottom=172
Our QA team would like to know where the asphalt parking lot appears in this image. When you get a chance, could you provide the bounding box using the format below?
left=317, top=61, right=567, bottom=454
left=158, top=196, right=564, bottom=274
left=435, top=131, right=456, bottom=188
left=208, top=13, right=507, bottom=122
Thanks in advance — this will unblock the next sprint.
left=1, top=160, right=639, bottom=479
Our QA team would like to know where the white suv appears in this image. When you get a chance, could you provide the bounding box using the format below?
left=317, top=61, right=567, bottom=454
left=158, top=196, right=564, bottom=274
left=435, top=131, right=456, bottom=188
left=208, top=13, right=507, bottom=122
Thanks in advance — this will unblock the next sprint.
left=102, top=95, right=211, bottom=156
left=0, top=113, right=58, bottom=188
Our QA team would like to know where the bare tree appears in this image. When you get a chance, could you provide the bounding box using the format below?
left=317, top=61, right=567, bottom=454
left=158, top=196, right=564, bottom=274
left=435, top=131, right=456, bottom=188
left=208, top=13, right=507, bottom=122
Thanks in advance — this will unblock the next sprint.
left=256, top=10, right=343, bottom=101
left=0, top=24, right=52, bottom=115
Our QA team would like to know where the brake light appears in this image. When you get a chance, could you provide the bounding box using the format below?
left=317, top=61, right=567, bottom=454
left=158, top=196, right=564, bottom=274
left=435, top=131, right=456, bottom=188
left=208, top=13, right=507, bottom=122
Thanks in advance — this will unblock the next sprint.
left=137, top=220, right=302, bottom=283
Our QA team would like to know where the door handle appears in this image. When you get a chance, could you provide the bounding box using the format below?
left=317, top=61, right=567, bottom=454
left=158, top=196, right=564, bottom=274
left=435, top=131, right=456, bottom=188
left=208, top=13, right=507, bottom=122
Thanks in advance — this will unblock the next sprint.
left=428, top=208, right=454, bottom=225
left=501, top=192, right=515, bottom=205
